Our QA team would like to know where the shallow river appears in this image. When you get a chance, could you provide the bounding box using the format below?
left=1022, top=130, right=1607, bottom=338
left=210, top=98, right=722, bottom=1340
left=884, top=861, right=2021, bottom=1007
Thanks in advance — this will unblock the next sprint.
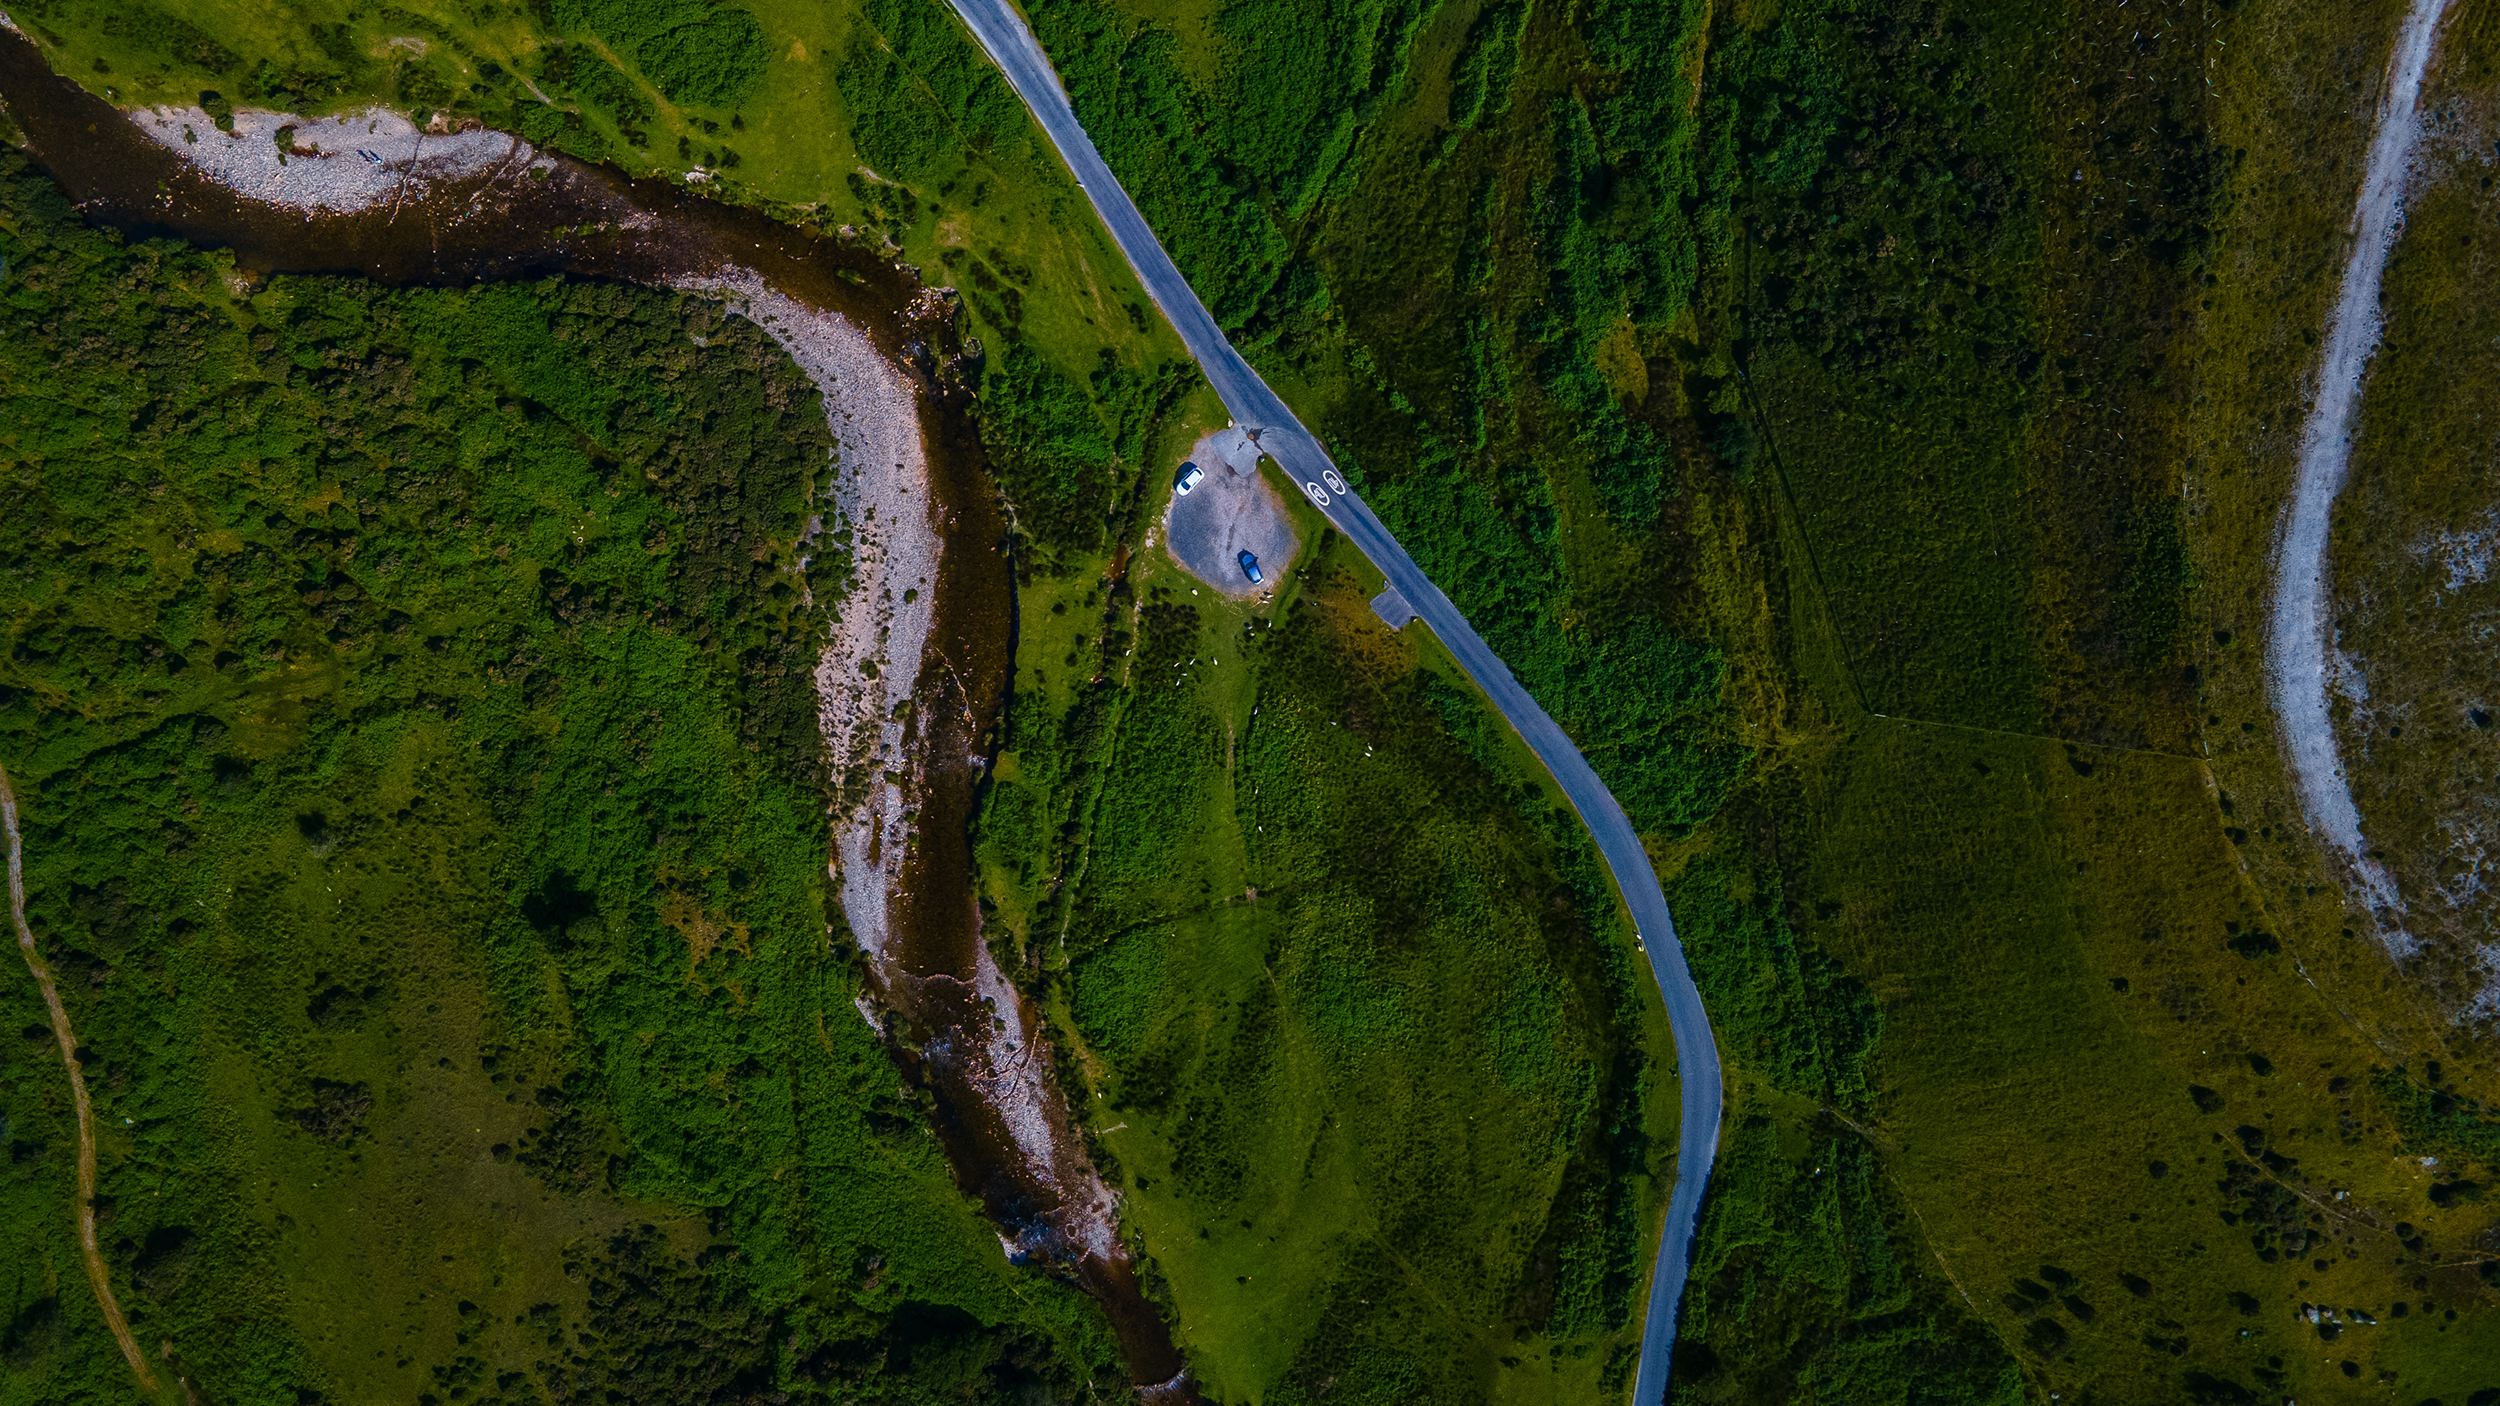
left=0, top=26, right=1186, bottom=1391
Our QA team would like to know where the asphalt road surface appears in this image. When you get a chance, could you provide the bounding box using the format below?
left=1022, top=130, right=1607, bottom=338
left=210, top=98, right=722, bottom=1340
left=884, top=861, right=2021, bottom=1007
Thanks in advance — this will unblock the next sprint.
left=942, top=1, right=1724, bottom=1396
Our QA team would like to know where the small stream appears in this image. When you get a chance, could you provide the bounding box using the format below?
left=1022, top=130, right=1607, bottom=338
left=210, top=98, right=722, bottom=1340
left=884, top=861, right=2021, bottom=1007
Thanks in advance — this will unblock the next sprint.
left=0, top=28, right=1185, bottom=1392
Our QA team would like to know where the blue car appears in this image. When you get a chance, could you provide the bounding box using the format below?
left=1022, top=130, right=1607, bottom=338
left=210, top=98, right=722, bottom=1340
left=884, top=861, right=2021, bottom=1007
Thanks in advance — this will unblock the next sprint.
left=1237, top=549, right=1263, bottom=585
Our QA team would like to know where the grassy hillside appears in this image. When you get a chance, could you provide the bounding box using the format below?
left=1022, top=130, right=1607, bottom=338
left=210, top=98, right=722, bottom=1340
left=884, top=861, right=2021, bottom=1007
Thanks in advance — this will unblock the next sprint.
left=0, top=154, right=1128, bottom=1404
left=4, top=0, right=1204, bottom=578
left=958, top=366, right=1689, bottom=1398
left=982, top=0, right=2500, bottom=1399
left=9, top=0, right=2500, bottom=1402
left=0, top=7, right=1692, bottom=1400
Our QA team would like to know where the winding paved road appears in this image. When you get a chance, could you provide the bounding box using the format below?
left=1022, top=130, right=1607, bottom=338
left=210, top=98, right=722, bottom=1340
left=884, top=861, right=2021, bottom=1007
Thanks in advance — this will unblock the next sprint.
left=941, top=2, right=1723, bottom=1396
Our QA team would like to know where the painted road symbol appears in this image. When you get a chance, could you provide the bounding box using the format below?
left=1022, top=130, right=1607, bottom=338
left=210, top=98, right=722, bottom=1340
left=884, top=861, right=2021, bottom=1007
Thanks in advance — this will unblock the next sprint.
left=1322, top=469, right=1347, bottom=495
left=1304, top=481, right=1330, bottom=507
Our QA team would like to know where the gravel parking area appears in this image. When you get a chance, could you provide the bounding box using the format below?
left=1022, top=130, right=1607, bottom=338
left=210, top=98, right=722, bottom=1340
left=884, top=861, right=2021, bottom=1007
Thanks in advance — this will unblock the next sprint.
left=1162, top=426, right=1298, bottom=599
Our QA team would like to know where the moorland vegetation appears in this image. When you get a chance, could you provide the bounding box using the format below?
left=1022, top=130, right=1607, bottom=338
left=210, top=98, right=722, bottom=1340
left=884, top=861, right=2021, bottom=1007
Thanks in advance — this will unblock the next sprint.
left=5, top=0, right=2500, bottom=1402
left=0, top=154, right=1130, bottom=1404
left=973, top=519, right=1680, bottom=1399
left=999, top=0, right=2500, bottom=1398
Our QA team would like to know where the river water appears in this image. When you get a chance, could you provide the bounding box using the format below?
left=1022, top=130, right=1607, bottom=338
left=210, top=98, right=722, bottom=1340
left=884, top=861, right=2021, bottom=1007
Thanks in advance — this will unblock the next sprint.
left=0, top=27, right=1185, bottom=1391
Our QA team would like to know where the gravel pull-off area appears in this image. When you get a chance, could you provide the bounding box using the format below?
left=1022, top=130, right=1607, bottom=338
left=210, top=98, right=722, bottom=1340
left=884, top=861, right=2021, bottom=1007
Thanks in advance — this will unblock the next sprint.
left=2268, top=0, right=2455, bottom=946
left=1163, top=425, right=1298, bottom=598
left=131, top=104, right=547, bottom=214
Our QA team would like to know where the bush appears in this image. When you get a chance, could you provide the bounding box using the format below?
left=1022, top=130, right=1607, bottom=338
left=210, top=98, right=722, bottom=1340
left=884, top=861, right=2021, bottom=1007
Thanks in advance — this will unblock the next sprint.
left=0, top=151, right=1123, bottom=1402
left=550, top=0, right=766, bottom=108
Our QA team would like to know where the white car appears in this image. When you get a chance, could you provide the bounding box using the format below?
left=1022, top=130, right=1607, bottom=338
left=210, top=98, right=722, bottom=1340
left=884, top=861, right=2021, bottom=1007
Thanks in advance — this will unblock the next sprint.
left=1174, top=462, right=1205, bottom=495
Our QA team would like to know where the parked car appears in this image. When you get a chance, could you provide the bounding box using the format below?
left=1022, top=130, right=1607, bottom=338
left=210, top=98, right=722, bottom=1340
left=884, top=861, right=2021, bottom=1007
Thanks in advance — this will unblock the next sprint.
left=1237, top=549, right=1263, bottom=585
left=1174, top=462, right=1205, bottom=495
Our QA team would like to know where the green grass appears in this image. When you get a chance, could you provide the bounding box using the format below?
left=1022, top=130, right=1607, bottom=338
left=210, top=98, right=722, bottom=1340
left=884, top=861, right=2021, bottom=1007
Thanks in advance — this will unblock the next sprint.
left=0, top=25, right=1723, bottom=1398
left=8, top=0, right=1201, bottom=574
left=10, top=0, right=2500, bottom=1400
left=983, top=0, right=2500, bottom=1399
left=1025, top=0, right=1748, bottom=835
left=1771, top=712, right=2500, bottom=1403
left=0, top=153, right=1128, bottom=1404
left=975, top=513, right=1684, bottom=1401
left=1672, top=1079, right=2022, bottom=1406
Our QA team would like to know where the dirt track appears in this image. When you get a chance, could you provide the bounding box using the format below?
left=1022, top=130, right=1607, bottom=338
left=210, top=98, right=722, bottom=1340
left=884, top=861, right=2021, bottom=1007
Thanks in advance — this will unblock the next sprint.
left=1, top=761, right=160, bottom=1393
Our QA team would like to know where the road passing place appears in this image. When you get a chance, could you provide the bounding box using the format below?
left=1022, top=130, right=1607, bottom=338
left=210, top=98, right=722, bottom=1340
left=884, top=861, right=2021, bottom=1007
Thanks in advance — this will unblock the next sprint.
left=942, top=1, right=1725, bottom=1397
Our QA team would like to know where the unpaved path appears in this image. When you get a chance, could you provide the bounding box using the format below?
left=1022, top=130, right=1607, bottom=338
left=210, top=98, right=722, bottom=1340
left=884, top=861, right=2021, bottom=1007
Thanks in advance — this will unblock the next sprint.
left=2268, top=0, right=2456, bottom=939
left=1, top=762, right=161, bottom=1393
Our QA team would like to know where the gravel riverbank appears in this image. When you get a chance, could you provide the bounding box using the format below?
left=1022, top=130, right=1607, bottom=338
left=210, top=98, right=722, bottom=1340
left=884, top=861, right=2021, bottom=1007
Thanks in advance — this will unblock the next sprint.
left=131, top=103, right=545, bottom=215
left=666, top=270, right=940, bottom=965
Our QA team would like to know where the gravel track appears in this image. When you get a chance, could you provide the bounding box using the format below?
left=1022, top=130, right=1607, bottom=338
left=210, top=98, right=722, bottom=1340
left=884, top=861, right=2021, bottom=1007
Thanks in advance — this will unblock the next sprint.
left=1161, top=426, right=1298, bottom=599
left=2269, top=0, right=2456, bottom=944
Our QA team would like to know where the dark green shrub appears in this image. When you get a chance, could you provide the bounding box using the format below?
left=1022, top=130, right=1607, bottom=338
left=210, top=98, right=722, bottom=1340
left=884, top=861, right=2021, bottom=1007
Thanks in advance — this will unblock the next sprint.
left=550, top=0, right=766, bottom=108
